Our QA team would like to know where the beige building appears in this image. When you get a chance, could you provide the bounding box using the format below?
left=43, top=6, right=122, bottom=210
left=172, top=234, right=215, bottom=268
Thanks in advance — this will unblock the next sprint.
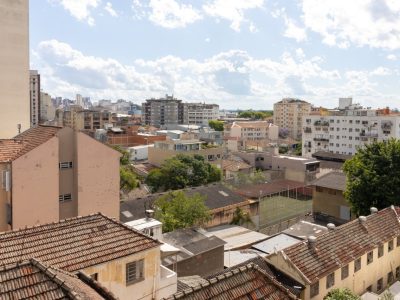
left=30, top=70, right=41, bottom=126
left=148, top=139, right=223, bottom=167
left=40, top=91, right=56, bottom=123
left=312, top=171, right=352, bottom=223
left=57, top=106, right=114, bottom=131
left=0, top=0, right=30, bottom=138
left=0, top=125, right=120, bottom=231
left=225, top=121, right=279, bottom=142
left=273, top=98, right=312, bottom=140
left=267, top=206, right=400, bottom=299
left=0, top=213, right=178, bottom=300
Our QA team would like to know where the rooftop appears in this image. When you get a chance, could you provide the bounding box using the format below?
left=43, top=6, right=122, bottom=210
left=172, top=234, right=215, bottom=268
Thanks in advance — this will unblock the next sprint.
left=234, top=179, right=307, bottom=199
left=281, top=206, right=400, bottom=283
left=312, top=171, right=347, bottom=191
left=252, top=233, right=302, bottom=255
left=282, top=221, right=328, bottom=239
left=0, top=125, right=62, bottom=163
left=120, top=183, right=249, bottom=222
left=0, top=258, right=116, bottom=299
left=163, top=263, right=299, bottom=300
left=312, top=151, right=352, bottom=162
left=0, top=213, right=160, bottom=272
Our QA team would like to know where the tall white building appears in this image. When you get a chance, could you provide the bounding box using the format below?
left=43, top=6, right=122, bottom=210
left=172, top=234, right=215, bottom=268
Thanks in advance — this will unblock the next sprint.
left=40, top=92, right=55, bottom=123
left=0, top=0, right=30, bottom=137
left=302, top=99, right=400, bottom=157
left=29, top=70, right=40, bottom=126
left=186, top=103, right=219, bottom=125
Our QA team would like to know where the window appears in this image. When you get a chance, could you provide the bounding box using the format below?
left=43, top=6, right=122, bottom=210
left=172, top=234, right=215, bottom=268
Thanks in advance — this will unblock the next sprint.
left=378, top=244, right=384, bottom=257
left=310, top=282, right=319, bottom=298
left=90, top=273, right=98, bottom=281
left=354, top=257, right=361, bottom=272
left=396, top=266, right=400, bottom=279
left=367, top=251, right=373, bottom=264
left=377, top=278, right=383, bottom=291
left=59, top=161, right=73, bottom=169
left=59, top=194, right=72, bottom=203
left=397, top=237, right=400, bottom=247
left=388, top=240, right=394, bottom=252
left=326, top=273, right=335, bottom=289
left=341, top=265, right=349, bottom=280
left=126, top=260, right=144, bottom=285
left=388, top=271, right=394, bottom=284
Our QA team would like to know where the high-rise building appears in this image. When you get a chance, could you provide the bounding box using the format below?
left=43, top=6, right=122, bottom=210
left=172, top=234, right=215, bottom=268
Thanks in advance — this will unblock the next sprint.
left=0, top=0, right=30, bottom=137
left=76, top=93, right=83, bottom=107
left=142, top=95, right=188, bottom=127
left=40, top=91, right=55, bottom=123
left=273, top=98, right=312, bottom=140
left=186, top=103, right=219, bottom=125
left=302, top=99, right=400, bottom=157
left=29, top=70, right=40, bottom=126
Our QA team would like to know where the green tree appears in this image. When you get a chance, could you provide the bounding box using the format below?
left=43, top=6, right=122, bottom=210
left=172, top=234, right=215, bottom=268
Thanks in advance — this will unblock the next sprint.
left=343, top=139, right=400, bottom=216
left=154, top=191, right=211, bottom=232
left=238, top=110, right=273, bottom=120
left=230, top=207, right=254, bottom=226
left=293, top=143, right=302, bottom=156
left=208, top=120, right=224, bottom=131
left=146, top=169, right=164, bottom=193
left=324, top=288, right=360, bottom=300
left=120, top=166, right=138, bottom=192
left=111, top=145, right=130, bottom=165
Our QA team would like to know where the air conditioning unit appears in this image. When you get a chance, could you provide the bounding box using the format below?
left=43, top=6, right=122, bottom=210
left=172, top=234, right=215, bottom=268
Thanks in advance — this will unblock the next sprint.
left=2, top=170, right=11, bottom=192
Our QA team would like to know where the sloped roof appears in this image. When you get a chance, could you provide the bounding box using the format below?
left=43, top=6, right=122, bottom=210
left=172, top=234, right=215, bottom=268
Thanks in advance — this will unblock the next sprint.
left=0, top=125, right=62, bottom=163
left=0, top=213, right=160, bottom=272
left=221, top=159, right=252, bottom=172
left=163, top=263, right=298, bottom=300
left=282, top=206, right=400, bottom=283
left=311, top=171, right=346, bottom=191
left=0, top=258, right=116, bottom=299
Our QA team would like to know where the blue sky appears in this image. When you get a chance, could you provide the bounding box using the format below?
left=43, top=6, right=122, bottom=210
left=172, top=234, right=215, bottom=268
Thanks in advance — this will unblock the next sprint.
left=30, top=0, right=400, bottom=109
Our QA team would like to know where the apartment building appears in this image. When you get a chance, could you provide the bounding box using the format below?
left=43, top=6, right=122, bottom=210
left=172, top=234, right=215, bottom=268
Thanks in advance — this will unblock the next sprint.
left=0, top=0, right=30, bottom=138
left=0, top=213, right=177, bottom=300
left=148, top=139, right=223, bottom=167
left=0, top=125, right=120, bottom=231
left=267, top=206, right=400, bottom=299
left=40, top=91, right=56, bottom=123
left=142, top=95, right=188, bottom=127
left=273, top=98, right=312, bottom=140
left=225, top=121, right=279, bottom=142
left=186, top=102, right=219, bottom=125
left=57, top=106, right=114, bottom=131
left=302, top=100, right=400, bottom=157
left=29, top=70, right=41, bottom=126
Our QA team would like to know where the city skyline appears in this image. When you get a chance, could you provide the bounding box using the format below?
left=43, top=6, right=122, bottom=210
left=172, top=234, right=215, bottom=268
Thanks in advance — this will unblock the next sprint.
left=30, top=0, right=400, bottom=109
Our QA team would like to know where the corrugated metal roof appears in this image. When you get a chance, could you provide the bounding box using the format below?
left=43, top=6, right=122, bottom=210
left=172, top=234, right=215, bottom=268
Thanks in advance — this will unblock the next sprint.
left=252, top=233, right=302, bottom=255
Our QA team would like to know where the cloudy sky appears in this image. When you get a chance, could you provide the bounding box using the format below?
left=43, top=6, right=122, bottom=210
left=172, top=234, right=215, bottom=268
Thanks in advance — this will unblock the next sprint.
left=30, top=0, right=400, bottom=109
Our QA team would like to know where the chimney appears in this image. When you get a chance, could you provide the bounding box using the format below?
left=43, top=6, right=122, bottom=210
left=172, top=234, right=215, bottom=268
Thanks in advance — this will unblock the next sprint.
left=145, top=209, right=154, bottom=220
left=370, top=207, right=378, bottom=214
left=359, top=216, right=367, bottom=224
left=327, top=223, right=336, bottom=230
left=308, top=235, right=317, bottom=251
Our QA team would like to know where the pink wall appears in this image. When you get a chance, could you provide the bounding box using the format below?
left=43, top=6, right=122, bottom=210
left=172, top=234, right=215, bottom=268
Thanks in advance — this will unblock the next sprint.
left=12, top=137, right=59, bottom=229
left=76, top=132, right=120, bottom=219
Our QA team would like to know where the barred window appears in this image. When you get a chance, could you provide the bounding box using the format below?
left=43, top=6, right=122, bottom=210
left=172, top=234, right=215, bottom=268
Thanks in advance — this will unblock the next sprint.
left=367, top=251, right=373, bottom=264
left=126, top=260, right=144, bottom=285
left=326, top=273, right=335, bottom=289
left=378, top=244, right=384, bottom=257
left=310, top=282, right=319, bottom=298
left=354, top=257, right=361, bottom=272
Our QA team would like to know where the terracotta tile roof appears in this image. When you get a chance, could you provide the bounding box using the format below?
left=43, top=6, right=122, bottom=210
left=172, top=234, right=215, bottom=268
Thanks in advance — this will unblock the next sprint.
left=0, top=258, right=116, bottom=299
left=221, top=159, right=252, bottom=172
left=0, top=125, right=62, bottom=163
left=282, top=206, right=400, bottom=283
left=0, top=213, right=161, bottom=272
left=163, top=263, right=299, bottom=300
left=234, top=180, right=308, bottom=199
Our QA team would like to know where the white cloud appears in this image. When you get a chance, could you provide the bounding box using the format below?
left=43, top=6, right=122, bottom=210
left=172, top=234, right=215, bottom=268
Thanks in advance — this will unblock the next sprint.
left=387, top=54, right=398, bottom=60
left=53, top=0, right=100, bottom=26
left=249, top=22, right=258, bottom=33
left=301, top=0, right=400, bottom=49
left=284, top=16, right=307, bottom=42
left=147, top=0, right=202, bottom=28
left=202, top=0, right=264, bottom=32
left=205, top=37, right=211, bottom=43
left=32, top=39, right=399, bottom=109
left=104, top=2, right=118, bottom=17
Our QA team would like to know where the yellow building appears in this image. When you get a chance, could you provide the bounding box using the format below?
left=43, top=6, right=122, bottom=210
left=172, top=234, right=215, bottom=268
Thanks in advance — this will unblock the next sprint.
left=267, top=206, right=400, bottom=299
left=0, top=125, right=121, bottom=231
left=0, top=213, right=177, bottom=300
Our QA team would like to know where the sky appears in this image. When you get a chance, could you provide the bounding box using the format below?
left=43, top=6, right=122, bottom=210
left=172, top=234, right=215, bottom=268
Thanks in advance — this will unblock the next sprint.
left=30, top=0, right=400, bottom=109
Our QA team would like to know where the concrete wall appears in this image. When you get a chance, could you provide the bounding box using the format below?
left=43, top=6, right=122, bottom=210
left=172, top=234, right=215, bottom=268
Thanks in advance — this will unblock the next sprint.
left=82, top=247, right=166, bottom=300
left=0, top=0, right=30, bottom=138
left=76, top=132, right=120, bottom=219
left=312, top=187, right=351, bottom=220
left=11, top=137, right=59, bottom=229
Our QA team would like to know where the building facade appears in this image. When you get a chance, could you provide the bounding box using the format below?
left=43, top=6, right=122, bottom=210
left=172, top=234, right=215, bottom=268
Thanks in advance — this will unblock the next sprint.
left=40, top=91, right=56, bottom=123
left=225, top=121, right=279, bottom=142
left=0, top=0, right=30, bottom=138
left=273, top=98, right=312, bottom=140
left=29, top=70, right=41, bottom=126
left=142, top=95, right=188, bottom=127
left=186, top=103, right=219, bottom=125
left=0, top=125, right=121, bottom=231
left=57, top=106, right=115, bottom=131
left=302, top=102, right=400, bottom=157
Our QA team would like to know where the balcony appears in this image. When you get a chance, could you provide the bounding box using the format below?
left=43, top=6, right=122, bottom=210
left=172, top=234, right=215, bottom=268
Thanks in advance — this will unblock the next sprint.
left=304, top=127, right=312, bottom=133
left=382, top=121, right=393, bottom=130
left=360, top=132, right=378, bottom=137
left=314, top=120, right=329, bottom=127
left=314, top=138, right=329, bottom=142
